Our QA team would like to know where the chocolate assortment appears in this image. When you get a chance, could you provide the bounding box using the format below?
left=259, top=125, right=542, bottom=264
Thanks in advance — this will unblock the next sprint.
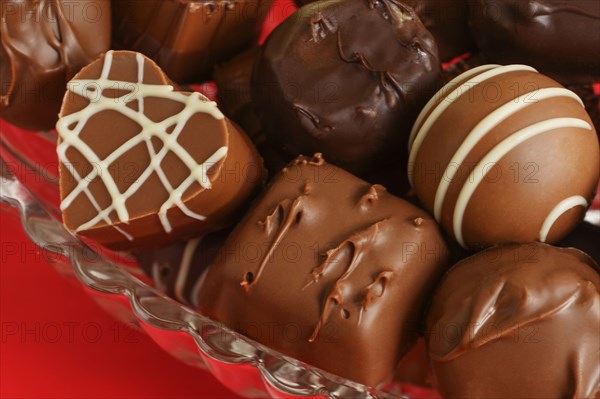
left=112, top=0, right=270, bottom=83
left=1, top=0, right=111, bottom=131
left=56, top=51, right=264, bottom=248
left=410, top=65, right=599, bottom=248
left=426, top=243, right=600, bottom=398
left=2, top=0, right=600, bottom=395
left=198, top=154, right=448, bottom=387
left=253, top=0, right=442, bottom=175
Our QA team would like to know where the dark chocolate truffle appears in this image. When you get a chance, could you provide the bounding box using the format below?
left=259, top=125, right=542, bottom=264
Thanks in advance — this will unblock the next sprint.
left=468, top=0, right=600, bottom=85
left=253, top=0, right=442, bottom=175
left=293, top=0, right=475, bottom=62
left=409, top=64, right=600, bottom=248
left=56, top=50, right=264, bottom=249
left=425, top=243, right=600, bottom=398
left=0, top=0, right=111, bottom=131
left=198, top=154, right=448, bottom=387
left=112, top=0, right=270, bottom=83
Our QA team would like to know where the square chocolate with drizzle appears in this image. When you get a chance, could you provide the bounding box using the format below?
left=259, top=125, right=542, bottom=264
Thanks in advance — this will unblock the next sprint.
left=198, top=154, right=448, bottom=387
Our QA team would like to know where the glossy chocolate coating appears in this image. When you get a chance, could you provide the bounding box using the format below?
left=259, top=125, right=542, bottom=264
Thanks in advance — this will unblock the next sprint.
left=469, top=0, right=600, bottom=85
left=293, top=0, right=475, bottom=61
left=198, top=154, right=449, bottom=387
left=253, top=0, right=441, bottom=175
left=135, top=229, right=229, bottom=306
left=213, top=47, right=262, bottom=142
left=426, top=243, right=600, bottom=398
left=57, top=50, right=264, bottom=249
left=0, top=0, right=111, bottom=131
left=112, top=0, right=270, bottom=83
left=410, top=65, right=600, bottom=249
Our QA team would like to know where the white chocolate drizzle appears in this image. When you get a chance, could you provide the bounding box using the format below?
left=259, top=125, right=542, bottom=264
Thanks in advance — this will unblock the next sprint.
left=408, top=64, right=536, bottom=187
left=433, top=87, right=584, bottom=222
left=56, top=51, right=227, bottom=238
left=539, top=196, right=588, bottom=242
left=453, top=118, right=592, bottom=248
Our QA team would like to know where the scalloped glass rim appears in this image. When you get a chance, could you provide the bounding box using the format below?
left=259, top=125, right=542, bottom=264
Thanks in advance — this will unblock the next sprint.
left=0, top=132, right=423, bottom=399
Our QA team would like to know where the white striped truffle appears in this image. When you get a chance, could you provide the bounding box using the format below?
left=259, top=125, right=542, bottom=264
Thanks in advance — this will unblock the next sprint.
left=408, top=65, right=600, bottom=248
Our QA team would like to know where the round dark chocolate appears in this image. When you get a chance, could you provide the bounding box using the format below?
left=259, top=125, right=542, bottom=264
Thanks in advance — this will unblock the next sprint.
left=409, top=64, right=600, bottom=249
left=293, top=0, right=475, bottom=61
left=0, top=0, right=111, bottom=131
left=425, top=243, right=600, bottom=398
left=468, top=0, right=600, bottom=85
left=253, top=0, right=442, bottom=175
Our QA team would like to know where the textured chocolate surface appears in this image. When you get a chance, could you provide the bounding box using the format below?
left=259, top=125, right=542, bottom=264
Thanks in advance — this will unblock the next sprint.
left=198, top=154, right=448, bottom=387
left=253, top=0, right=441, bottom=175
left=0, top=0, right=111, bottom=131
left=409, top=64, right=600, bottom=248
left=112, top=0, right=270, bottom=83
left=56, top=50, right=264, bottom=249
left=426, top=243, right=600, bottom=398
left=135, top=229, right=230, bottom=306
left=292, top=0, right=475, bottom=61
left=469, top=0, right=600, bottom=85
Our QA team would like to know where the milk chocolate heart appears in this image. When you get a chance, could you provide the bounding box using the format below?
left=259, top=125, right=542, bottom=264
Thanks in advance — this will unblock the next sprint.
left=56, top=50, right=263, bottom=249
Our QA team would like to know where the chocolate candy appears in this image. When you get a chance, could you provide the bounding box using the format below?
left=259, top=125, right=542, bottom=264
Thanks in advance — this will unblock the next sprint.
left=253, top=0, right=441, bottom=175
left=469, top=0, right=600, bottom=85
left=198, top=154, right=448, bottom=387
left=213, top=47, right=262, bottom=141
left=409, top=64, right=600, bottom=249
left=135, top=229, right=229, bottom=306
left=56, top=50, right=264, bottom=249
left=403, top=0, right=474, bottom=61
left=425, top=243, right=600, bottom=398
left=292, top=0, right=474, bottom=62
left=0, top=0, right=111, bottom=131
left=112, top=0, right=270, bottom=83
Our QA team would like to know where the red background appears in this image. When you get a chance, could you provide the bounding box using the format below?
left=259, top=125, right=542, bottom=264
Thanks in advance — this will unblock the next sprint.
left=0, top=207, right=240, bottom=398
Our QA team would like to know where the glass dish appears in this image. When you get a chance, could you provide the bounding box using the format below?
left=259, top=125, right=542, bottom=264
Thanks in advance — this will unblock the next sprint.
left=0, top=120, right=441, bottom=399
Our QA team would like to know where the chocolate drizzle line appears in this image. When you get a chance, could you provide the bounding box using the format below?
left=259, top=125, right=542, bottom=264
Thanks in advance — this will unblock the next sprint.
left=359, top=270, right=393, bottom=323
left=242, top=196, right=307, bottom=292
left=304, top=219, right=392, bottom=342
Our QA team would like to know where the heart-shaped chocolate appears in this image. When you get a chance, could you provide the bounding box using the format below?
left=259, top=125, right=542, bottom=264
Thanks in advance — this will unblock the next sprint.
left=56, top=50, right=263, bottom=249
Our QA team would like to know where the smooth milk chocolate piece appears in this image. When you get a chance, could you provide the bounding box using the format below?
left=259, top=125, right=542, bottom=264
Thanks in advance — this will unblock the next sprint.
left=112, top=0, right=271, bottom=83
left=56, top=50, right=264, bottom=249
left=1, top=0, right=111, bottom=131
left=426, top=243, right=600, bottom=398
left=409, top=65, right=600, bottom=249
left=198, top=154, right=448, bottom=387
left=135, top=229, right=230, bottom=306
left=469, top=0, right=600, bottom=85
left=253, top=0, right=441, bottom=175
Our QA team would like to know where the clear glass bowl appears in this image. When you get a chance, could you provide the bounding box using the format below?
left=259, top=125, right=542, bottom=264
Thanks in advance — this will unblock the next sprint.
left=0, top=121, right=440, bottom=399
